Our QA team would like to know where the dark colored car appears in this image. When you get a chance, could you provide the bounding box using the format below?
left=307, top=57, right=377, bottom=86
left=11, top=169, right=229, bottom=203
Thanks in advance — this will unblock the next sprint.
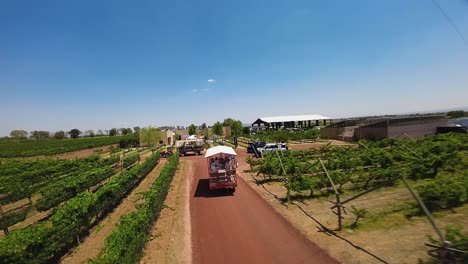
left=247, top=141, right=266, bottom=153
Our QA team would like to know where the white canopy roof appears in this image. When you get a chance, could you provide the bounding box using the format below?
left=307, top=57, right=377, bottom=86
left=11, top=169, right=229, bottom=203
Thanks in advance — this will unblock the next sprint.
left=187, top=135, right=197, bottom=140
left=204, top=146, right=237, bottom=158
left=256, top=114, right=331, bottom=123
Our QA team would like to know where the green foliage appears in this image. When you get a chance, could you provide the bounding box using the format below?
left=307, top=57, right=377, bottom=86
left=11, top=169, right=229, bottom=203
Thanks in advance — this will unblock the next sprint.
left=68, top=129, right=81, bottom=139
left=250, top=133, right=468, bottom=208
left=36, top=167, right=114, bottom=211
left=251, top=129, right=320, bottom=142
left=212, top=122, right=224, bottom=137
left=123, top=153, right=139, bottom=168
left=0, top=136, right=125, bottom=158
left=0, top=153, right=161, bottom=264
left=188, top=124, right=197, bottom=135
left=92, top=154, right=179, bottom=263
left=223, top=118, right=243, bottom=138
left=9, top=130, right=28, bottom=139
left=139, top=126, right=161, bottom=147
left=0, top=206, right=32, bottom=230
left=447, top=110, right=466, bottom=119
left=350, top=205, right=369, bottom=227
left=417, top=173, right=468, bottom=211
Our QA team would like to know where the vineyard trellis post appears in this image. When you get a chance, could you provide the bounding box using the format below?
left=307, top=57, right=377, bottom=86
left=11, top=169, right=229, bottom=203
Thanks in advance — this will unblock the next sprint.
left=318, top=158, right=343, bottom=231
left=0, top=205, right=9, bottom=235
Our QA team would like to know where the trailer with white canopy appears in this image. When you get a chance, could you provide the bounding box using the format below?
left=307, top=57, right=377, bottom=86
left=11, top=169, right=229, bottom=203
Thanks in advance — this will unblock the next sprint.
left=204, top=146, right=238, bottom=192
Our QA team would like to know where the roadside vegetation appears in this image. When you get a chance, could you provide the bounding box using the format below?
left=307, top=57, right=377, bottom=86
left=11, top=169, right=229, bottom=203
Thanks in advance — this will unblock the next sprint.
left=247, top=133, right=468, bottom=262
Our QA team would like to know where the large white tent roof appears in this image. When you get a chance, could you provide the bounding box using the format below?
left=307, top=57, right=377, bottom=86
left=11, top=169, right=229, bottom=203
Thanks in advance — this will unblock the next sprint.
left=204, top=146, right=237, bottom=158
left=256, top=114, right=331, bottom=123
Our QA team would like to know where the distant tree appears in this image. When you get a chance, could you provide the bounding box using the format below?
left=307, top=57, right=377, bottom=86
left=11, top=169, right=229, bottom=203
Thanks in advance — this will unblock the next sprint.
left=105, top=130, right=109, bottom=136
left=54, top=131, right=66, bottom=139
left=97, top=129, right=104, bottom=136
left=120, top=128, right=132, bottom=135
left=139, top=126, right=161, bottom=147
left=30, top=131, right=50, bottom=140
left=212, top=122, right=224, bottom=136
left=84, top=130, right=95, bottom=137
left=188, top=124, right=197, bottom=135
left=10, top=130, right=28, bottom=139
left=201, top=123, right=207, bottom=130
left=68, top=129, right=81, bottom=139
left=223, top=118, right=243, bottom=138
left=133, top=126, right=141, bottom=132
left=109, top=128, right=117, bottom=136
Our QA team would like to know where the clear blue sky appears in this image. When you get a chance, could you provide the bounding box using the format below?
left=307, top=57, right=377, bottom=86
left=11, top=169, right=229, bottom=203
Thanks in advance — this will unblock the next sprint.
left=1, top=0, right=467, bottom=136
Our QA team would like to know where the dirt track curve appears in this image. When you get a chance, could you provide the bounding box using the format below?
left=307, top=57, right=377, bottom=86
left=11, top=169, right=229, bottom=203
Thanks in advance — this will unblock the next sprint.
left=188, top=154, right=339, bottom=264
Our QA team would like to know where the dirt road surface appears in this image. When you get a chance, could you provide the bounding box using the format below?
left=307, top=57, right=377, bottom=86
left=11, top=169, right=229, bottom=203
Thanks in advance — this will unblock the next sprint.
left=188, top=154, right=339, bottom=264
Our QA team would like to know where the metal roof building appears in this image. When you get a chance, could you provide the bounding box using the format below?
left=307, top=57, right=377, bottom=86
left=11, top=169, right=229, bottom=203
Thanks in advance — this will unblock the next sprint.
left=252, top=114, right=332, bottom=130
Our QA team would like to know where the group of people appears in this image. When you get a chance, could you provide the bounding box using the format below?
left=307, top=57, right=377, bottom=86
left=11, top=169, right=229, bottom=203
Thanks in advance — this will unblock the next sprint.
left=210, top=155, right=236, bottom=171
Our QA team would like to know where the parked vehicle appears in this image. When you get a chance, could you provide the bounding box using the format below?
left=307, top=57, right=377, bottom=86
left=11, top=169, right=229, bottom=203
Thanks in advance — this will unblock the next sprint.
left=176, top=139, right=204, bottom=156
left=205, top=146, right=238, bottom=192
left=246, top=141, right=266, bottom=153
left=258, top=143, right=288, bottom=156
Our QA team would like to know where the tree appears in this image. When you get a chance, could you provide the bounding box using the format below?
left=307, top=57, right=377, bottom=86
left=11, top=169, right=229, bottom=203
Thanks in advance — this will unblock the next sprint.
left=54, top=131, right=66, bottom=139
left=10, top=130, right=28, bottom=139
left=68, top=129, right=81, bottom=139
left=212, top=122, right=224, bottom=137
left=84, top=130, right=95, bottom=137
left=201, top=123, right=207, bottom=130
left=223, top=118, right=243, bottom=138
left=133, top=126, right=141, bottom=132
left=97, top=129, right=104, bottom=136
left=109, top=128, right=117, bottom=136
left=119, top=128, right=132, bottom=135
left=188, top=124, right=197, bottom=135
left=30, top=131, right=50, bottom=140
left=139, top=126, right=161, bottom=147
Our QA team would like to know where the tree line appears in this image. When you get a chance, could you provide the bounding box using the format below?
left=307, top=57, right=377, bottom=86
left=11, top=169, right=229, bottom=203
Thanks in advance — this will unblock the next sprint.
left=8, top=127, right=142, bottom=140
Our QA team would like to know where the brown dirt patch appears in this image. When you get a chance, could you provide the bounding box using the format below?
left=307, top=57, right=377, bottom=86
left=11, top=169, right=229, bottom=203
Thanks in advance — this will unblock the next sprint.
left=140, top=160, right=192, bottom=264
left=61, top=159, right=167, bottom=264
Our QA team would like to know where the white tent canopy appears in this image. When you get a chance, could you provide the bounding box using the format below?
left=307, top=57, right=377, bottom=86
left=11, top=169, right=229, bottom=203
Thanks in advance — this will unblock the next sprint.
left=204, top=146, right=237, bottom=158
left=187, top=135, right=197, bottom=140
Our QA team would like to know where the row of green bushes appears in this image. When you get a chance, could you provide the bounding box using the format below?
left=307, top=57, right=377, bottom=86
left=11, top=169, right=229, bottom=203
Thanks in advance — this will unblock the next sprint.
left=36, top=167, right=114, bottom=211
left=123, top=153, right=139, bottom=168
left=92, top=154, right=179, bottom=263
left=0, top=153, right=161, bottom=264
left=0, top=136, right=128, bottom=158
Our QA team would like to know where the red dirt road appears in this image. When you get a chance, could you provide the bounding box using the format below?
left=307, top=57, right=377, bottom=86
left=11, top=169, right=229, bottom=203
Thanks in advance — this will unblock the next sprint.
left=188, top=155, right=339, bottom=264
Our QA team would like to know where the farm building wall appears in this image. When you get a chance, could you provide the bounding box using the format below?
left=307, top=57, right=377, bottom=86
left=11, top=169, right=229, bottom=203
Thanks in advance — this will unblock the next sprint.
left=387, top=121, right=446, bottom=138
left=160, top=130, right=174, bottom=146
left=320, top=126, right=356, bottom=142
left=355, top=127, right=388, bottom=140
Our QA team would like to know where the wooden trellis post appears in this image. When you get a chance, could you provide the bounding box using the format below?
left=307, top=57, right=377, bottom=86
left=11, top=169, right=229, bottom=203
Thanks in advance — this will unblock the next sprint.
left=319, top=158, right=343, bottom=231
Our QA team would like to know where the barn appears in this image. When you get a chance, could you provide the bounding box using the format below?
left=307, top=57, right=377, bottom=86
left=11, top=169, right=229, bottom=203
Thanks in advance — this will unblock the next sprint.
left=251, top=114, right=332, bottom=130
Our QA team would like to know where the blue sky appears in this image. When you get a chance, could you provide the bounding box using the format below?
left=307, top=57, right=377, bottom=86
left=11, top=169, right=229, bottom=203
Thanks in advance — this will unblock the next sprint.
left=1, top=0, right=467, bottom=136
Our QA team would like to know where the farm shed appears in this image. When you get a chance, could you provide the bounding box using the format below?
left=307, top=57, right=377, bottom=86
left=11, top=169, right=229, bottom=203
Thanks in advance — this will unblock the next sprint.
left=354, top=115, right=448, bottom=140
left=251, top=114, right=332, bottom=130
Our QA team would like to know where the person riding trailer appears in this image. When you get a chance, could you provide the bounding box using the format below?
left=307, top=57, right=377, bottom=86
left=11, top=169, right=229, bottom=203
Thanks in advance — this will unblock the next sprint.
left=205, top=146, right=238, bottom=192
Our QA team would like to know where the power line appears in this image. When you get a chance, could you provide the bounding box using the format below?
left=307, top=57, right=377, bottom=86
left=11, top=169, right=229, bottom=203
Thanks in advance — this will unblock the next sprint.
left=430, top=0, right=468, bottom=46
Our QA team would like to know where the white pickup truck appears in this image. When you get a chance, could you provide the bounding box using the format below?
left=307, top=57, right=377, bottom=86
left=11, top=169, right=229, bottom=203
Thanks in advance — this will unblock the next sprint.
left=257, top=143, right=288, bottom=156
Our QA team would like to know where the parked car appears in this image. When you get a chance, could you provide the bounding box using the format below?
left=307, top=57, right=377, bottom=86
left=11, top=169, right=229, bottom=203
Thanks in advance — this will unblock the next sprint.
left=246, top=141, right=266, bottom=153
left=258, top=143, right=288, bottom=156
